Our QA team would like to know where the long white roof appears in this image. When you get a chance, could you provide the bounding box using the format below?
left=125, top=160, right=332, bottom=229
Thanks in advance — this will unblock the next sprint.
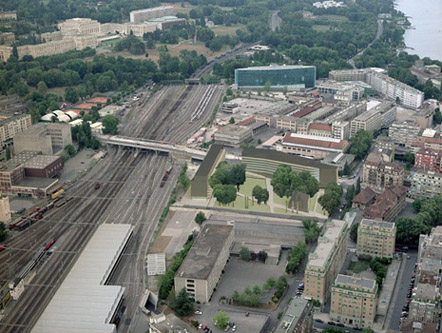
left=32, top=224, right=133, bottom=333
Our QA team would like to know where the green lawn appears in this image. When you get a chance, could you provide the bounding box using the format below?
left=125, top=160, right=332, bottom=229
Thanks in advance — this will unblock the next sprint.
left=348, top=260, right=370, bottom=273
left=317, top=14, right=349, bottom=22
left=312, top=25, right=330, bottom=32
left=238, top=175, right=267, bottom=197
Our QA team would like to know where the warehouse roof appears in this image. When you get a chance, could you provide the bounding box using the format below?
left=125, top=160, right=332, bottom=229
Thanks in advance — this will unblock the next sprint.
left=32, top=224, right=133, bottom=333
left=0, top=150, right=39, bottom=172
left=24, top=155, right=61, bottom=169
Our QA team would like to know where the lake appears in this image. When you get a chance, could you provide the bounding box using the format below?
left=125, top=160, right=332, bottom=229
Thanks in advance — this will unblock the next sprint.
left=394, top=0, right=442, bottom=61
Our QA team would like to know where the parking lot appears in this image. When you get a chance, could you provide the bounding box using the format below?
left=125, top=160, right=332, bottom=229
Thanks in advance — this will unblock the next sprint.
left=194, top=309, right=269, bottom=333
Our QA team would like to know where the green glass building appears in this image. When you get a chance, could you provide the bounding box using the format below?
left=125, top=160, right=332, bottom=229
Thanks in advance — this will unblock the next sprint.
left=234, top=65, right=316, bottom=90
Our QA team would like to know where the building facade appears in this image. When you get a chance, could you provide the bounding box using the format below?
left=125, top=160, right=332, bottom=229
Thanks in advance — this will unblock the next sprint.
left=330, top=274, right=378, bottom=328
left=58, top=18, right=101, bottom=35
left=357, top=219, right=396, bottom=259
left=415, top=148, right=442, bottom=172
left=214, top=124, right=252, bottom=148
left=235, top=65, right=316, bottom=90
left=0, top=114, right=32, bottom=145
left=129, top=6, right=174, bottom=23
left=363, top=185, right=407, bottom=222
left=174, top=224, right=234, bottom=303
left=409, top=169, right=442, bottom=199
left=389, top=120, right=421, bottom=148
left=275, top=298, right=313, bottom=333
left=304, top=219, right=349, bottom=305
left=332, top=121, right=350, bottom=140
left=362, top=156, right=404, bottom=193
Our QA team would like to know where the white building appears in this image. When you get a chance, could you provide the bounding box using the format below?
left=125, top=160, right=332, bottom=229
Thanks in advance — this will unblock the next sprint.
left=129, top=6, right=174, bottom=23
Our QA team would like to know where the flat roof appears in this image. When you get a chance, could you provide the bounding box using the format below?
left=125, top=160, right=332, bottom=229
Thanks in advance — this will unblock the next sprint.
left=130, top=6, right=173, bottom=14
left=24, top=155, right=61, bottom=169
left=32, top=224, right=133, bottom=333
left=0, top=150, right=39, bottom=172
left=236, top=65, right=315, bottom=71
left=217, top=124, right=252, bottom=136
left=334, top=274, right=376, bottom=292
left=15, top=177, right=58, bottom=189
left=307, top=219, right=346, bottom=269
left=276, top=298, right=310, bottom=333
left=360, top=218, right=395, bottom=230
left=176, top=224, right=233, bottom=280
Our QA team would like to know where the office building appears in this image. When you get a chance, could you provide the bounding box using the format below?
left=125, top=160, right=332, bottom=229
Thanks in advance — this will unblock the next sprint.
left=214, top=124, right=252, bottom=148
left=191, top=145, right=225, bottom=199
left=275, top=298, right=313, bottom=333
left=304, top=219, right=348, bottom=305
left=329, top=69, right=371, bottom=82
left=317, top=80, right=364, bottom=102
left=58, top=18, right=101, bottom=35
left=357, top=219, right=396, bottom=258
left=0, top=114, right=32, bottom=145
left=330, top=274, right=378, bottom=328
left=279, top=133, right=348, bottom=160
left=332, top=121, right=350, bottom=140
left=174, top=224, right=234, bottom=303
left=130, top=6, right=174, bottom=23
left=409, top=169, right=442, bottom=199
left=14, top=123, right=72, bottom=155
left=362, top=152, right=404, bottom=192
left=242, top=147, right=338, bottom=187
left=234, top=65, right=316, bottom=90
left=389, top=120, right=421, bottom=148
left=350, top=109, right=382, bottom=137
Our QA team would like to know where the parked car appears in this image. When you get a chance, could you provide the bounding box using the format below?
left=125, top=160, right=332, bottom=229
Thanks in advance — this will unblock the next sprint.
left=245, top=312, right=250, bottom=317
left=328, top=321, right=336, bottom=326
left=337, top=323, right=345, bottom=327
left=315, top=319, right=324, bottom=323
left=195, top=310, right=202, bottom=315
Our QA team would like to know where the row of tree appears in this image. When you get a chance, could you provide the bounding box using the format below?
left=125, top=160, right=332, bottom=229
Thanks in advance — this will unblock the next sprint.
left=286, top=241, right=307, bottom=274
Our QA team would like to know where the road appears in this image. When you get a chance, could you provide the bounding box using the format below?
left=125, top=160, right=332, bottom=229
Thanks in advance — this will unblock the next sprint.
left=270, top=11, right=281, bottom=31
left=0, top=84, right=223, bottom=332
left=347, top=19, right=384, bottom=69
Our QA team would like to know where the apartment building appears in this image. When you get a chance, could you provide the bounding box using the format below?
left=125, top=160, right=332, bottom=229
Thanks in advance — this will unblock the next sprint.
left=423, top=137, right=442, bottom=150
left=409, top=284, right=440, bottom=324
left=357, top=219, right=396, bottom=258
left=0, top=11, right=17, bottom=21
left=330, top=274, right=378, bottom=328
left=329, top=69, right=371, bottom=82
left=0, top=114, right=32, bottom=145
left=304, top=219, right=348, bottom=305
left=129, top=6, right=174, bottom=23
left=14, top=123, right=72, bottom=155
left=389, top=120, right=421, bottom=148
left=174, top=224, right=233, bottom=303
left=308, top=123, right=332, bottom=137
left=415, top=148, right=442, bottom=172
left=363, top=185, right=407, bottom=222
left=58, top=18, right=101, bottom=35
left=362, top=152, right=404, bottom=192
left=275, top=298, right=313, bottom=333
left=317, top=80, right=364, bottom=102
left=409, top=169, right=442, bottom=199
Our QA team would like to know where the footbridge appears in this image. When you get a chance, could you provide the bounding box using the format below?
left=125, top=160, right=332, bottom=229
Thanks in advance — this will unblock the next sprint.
left=99, top=135, right=208, bottom=160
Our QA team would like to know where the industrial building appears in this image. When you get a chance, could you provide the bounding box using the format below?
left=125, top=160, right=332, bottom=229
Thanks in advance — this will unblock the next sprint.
left=24, top=155, right=63, bottom=178
left=174, top=224, right=234, bottom=303
left=275, top=298, right=313, bottom=333
left=234, top=65, right=316, bottom=90
left=330, top=274, right=378, bottom=328
left=242, top=147, right=338, bottom=187
left=32, top=224, right=134, bottom=333
left=357, top=219, right=396, bottom=259
left=190, top=144, right=225, bottom=199
left=0, top=114, right=32, bottom=145
left=129, top=6, right=174, bottom=23
left=14, top=123, right=72, bottom=155
left=304, top=219, right=349, bottom=305
left=214, top=124, right=253, bottom=148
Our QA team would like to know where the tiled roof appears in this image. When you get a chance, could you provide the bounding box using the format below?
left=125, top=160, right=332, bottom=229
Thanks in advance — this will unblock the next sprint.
left=353, top=187, right=376, bottom=205
left=364, top=185, right=407, bottom=219
left=309, top=123, right=332, bottom=132
left=237, top=117, right=256, bottom=126
left=292, top=102, right=322, bottom=118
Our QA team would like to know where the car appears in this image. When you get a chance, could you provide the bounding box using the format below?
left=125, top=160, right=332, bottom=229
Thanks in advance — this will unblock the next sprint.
left=353, top=327, right=363, bottom=331
left=296, top=291, right=303, bottom=296
left=328, top=321, right=336, bottom=326
left=232, top=328, right=236, bottom=332
left=336, top=323, right=345, bottom=327
left=402, top=307, right=409, bottom=312
left=245, top=312, right=250, bottom=316
left=298, top=283, right=304, bottom=289
left=395, top=248, right=401, bottom=252
left=407, top=255, right=411, bottom=259
left=198, top=324, right=203, bottom=329
left=405, top=300, right=410, bottom=304
left=195, top=310, right=202, bottom=315
left=315, top=319, right=324, bottom=323
left=408, top=287, right=413, bottom=290
left=95, top=183, right=101, bottom=190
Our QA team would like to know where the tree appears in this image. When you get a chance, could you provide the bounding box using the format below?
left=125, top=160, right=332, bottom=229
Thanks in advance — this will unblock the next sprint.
left=64, top=87, right=79, bottom=104
left=102, top=115, right=118, bottom=135
left=286, top=241, right=307, bottom=274
left=253, top=285, right=261, bottom=295
left=194, top=212, right=206, bottom=225
left=362, top=328, right=374, bottom=333
left=170, top=288, right=194, bottom=316
left=64, top=144, right=76, bottom=157
left=229, top=117, right=235, bottom=124
left=349, top=129, right=373, bottom=159
left=318, top=182, right=343, bottom=216
left=240, top=246, right=251, bottom=261
left=252, top=185, right=269, bottom=204
left=346, top=185, right=355, bottom=207
left=413, top=199, right=422, bottom=213
left=356, top=177, right=361, bottom=195
left=37, top=81, right=48, bottom=95
left=230, top=164, right=246, bottom=190
left=5, top=147, right=11, bottom=161
left=343, top=161, right=351, bottom=176
left=212, top=184, right=237, bottom=205
left=302, top=219, right=321, bottom=244
left=0, top=222, right=7, bottom=241
left=264, top=81, right=271, bottom=92
left=350, top=222, right=359, bottom=242
left=226, top=88, right=233, bottom=96
left=434, top=108, right=442, bottom=125
left=213, top=311, right=229, bottom=329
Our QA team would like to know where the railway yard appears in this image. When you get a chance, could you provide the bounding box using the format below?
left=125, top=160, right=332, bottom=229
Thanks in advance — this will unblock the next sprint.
left=0, top=84, right=223, bottom=332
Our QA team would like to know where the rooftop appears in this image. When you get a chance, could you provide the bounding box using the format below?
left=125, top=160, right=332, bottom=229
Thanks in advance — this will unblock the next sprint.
left=24, top=155, right=61, bottom=169
left=32, top=224, right=133, bottom=333
left=352, top=187, right=376, bottom=205
left=334, top=274, right=377, bottom=293
left=360, top=219, right=395, bottom=230
left=216, top=124, right=252, bottom=136
left=176, top=224, right=233, bottom=280
left=149, top=313, right=193, bottom=333
left=275, top=298, right=311, bottom=333
left=130, top=6, right=173, bottom=14
left=0, top=150, right=39, bottom=172
left=307, top=219, right=347, bottom=269
left=14, top=177, right=58, bottom=189
left=236, top=65, right=315, bottom=71
left=282, top=133, right=347, bottom=150
left=309, top=123, right=332, bottom=132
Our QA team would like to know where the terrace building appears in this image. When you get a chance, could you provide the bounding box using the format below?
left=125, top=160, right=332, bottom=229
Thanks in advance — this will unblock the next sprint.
left=357, top=219, right=396, bottom=259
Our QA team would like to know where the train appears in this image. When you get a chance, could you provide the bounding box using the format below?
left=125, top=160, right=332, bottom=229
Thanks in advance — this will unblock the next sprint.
left=160, top=165, right=173, bottom=188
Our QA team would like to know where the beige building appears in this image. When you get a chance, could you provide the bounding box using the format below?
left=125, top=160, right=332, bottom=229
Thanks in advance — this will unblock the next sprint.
left=350, top=108, right=382, bottom=137
left=0, top=46, right=12, bottom=61
left=214, top=124, right=252, bottom=148
left=14, top=123, right=72, bottom=155
left=58, top=18, right=101, bottom=35
left=0, top=32, right=15, bottom=45
left=130, top=6, right=174, bottom=23
left=332, top=121, right=350, bottom=140
left=0, top=114, right=32, bottom=145
left=357, top=219, right=396, bottom=259
left=362, top=152, right=404, bottom=192
left=304, top=219, right=349, bottom=305
left=0, top=195, right=11, bottom=223
left=17, top=39, right=76, bottom=59
left=174, top=224, right=234, bottom=303
left=0, top=11, right=17, bottom=21
left=275, top=298, right=313, bottom=333
left=330, top=274, right=378, bottom=328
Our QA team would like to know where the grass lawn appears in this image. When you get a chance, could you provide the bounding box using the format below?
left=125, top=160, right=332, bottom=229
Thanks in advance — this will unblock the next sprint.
left=238, top=175, right=266, bottom=197
left=212, top=24, right=246, bottom=36
left=312, top=24, right=330, bottom=32
left=348, top=260, right=370, bottom=273
left=317, top=14, right=349, bottom=22
left=214, top=194, right=270, bottom=213
left=273, top=193, right=288, bottom=206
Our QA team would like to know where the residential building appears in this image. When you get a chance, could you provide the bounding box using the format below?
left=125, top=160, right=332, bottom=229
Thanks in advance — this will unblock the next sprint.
left=0, top=196, right=11, bottom=223
left=191, top=145, right=225, bottom=199
left=352, top=187, right=377, bottom=210
left=278, top=133, right=348, bottom=160
left=374, top=136, right=395, bottom=155
left=304, top=219, right=349, bottom=305
left=350, top=109, right=382, bottom=137
left=329, top=69, right=371, bottom=82
left=130, top=6, right=174, bottom=23
left=0, top=32, right=14, bottom=45
left=362, top=152, right=404, bottom=192
left=242, top=147, right=338, bottom=188
left=174, top=224, right=234, bottom=303
left=0, top=114, right=32, bottom=145
left=363, top=185, right=407, bottom=222
left=409, top=284, right=440, bottom=324
left=414, top=107, right=433, bottom=129
left=415, top=148, right=442, bottom=172
left=275, top=298, right=313, bottom=333
left=14, top=123, right=72, bottom=155
left=332, top=121, right=350, bottom=140
left=423, top=137, right=442, bottom=150
left=357, top=219, right=396, bottom=258
left=409, top=169, right=442, bottom=199
left=234, top=65, right=316, bottom=90
left=58, top=18, right=101, bottom=35
left=214, top=124, right=252, bottom=148
left=317, top=80, right=364, bottom=102
left=330, top=274, right=378, bottom=328
left=389, top=120, right=420, bottom=148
